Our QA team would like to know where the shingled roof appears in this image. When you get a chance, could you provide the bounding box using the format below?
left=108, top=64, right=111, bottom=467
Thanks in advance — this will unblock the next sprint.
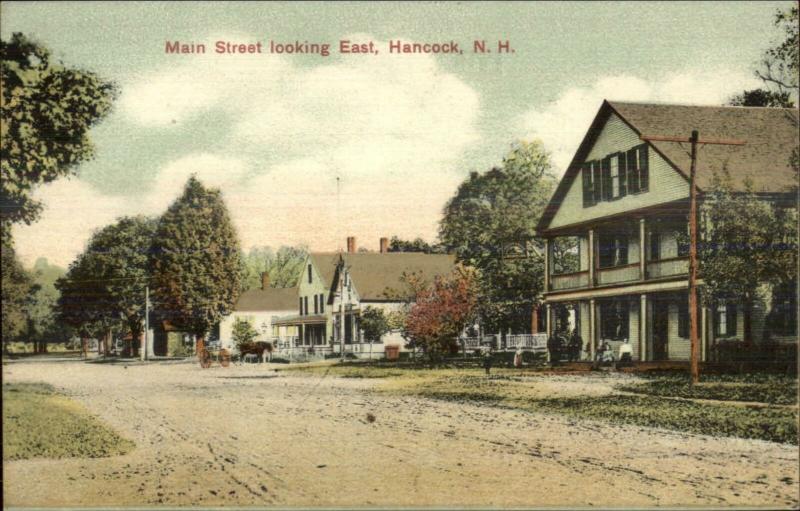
left=309, top=252, right=456, bottom=301
left=609, top=101, right=798, bottom=192
left=234, top=287, right=299, bottom=312
left=537, top=101, right=799, bottom=232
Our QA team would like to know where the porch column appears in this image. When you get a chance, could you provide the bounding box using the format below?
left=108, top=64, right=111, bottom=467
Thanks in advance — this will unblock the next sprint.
left=531, top=306, right=539, bottom=334
left=298, top=324, right=304, bottom=346
left=639, top=218, right=646, bottom=281
left=701, top=306, right=708, bottom=362
left=589, top=299, right=596, bottom=359
left=588, top=229, right=595, bottom=287
left=544, top=238, right=551, bottom=292
left=545, top=304, right=552, bottom=337
left=640, top=294, right=647, bottom=361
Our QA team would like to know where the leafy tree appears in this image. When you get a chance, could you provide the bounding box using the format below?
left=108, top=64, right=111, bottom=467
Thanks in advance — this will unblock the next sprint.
left=56, top=249, right=117, bottom=354
left=240, top=245, right=307, bottom=290
left=26, top=258, right=69, bottom=352
left=439, top=140, right=556, bottom=334
left=0, top=33, right=117, bottom=235
left=729, top=7, right=798, bottom=107
left=403, top=267, right=478, bottom=361
left=360, top=306, right=391, bottom=343
left=150, top=176, right=242, bottom=356
left=231, top=317, right=259, bottom=351
left=697, top=170, right=798, bottom=343
left=1, top=239, right=35, bottom=350
left=92, top=216, right=157, bottom=355
left=387, top=236, right=447, bottom=254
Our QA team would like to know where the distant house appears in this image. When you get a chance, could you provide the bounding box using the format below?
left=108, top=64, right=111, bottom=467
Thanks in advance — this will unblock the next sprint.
left=273, top=237, right=456, bottom=358
left=537, top=101, right=798, bottom=362
left=217, top=273, right=299, bottom=352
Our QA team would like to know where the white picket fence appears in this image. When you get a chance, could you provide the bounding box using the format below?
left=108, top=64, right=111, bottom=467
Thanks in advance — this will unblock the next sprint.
left=458, top=333, right=548, bottom=352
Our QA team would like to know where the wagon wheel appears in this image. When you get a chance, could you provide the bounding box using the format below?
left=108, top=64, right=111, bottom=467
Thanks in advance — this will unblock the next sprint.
left=219, top=349, right=231, bottom=368
left=199, top=348, right=212, bottom=369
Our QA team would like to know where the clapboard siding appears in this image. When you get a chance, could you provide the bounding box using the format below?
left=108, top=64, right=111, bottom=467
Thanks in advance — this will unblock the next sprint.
left=549, top=113, right=690, bottom=230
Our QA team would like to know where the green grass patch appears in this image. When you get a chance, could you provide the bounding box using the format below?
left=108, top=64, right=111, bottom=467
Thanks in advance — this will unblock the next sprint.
left=3, top=382, right=135, bottom=461
left=619, top=374, right=798, bottom=405
left=533, top=395, right=798, bottom=445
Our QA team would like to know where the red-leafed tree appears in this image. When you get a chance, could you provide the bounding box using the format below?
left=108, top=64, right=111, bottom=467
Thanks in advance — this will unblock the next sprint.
left=403, top=267, right=478, bottom=361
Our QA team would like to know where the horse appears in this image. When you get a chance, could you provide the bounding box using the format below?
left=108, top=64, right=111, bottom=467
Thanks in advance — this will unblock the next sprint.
left=237, top=341, right=274, bottom=363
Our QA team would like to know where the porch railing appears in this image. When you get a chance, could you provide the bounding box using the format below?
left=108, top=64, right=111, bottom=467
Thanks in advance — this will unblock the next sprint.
left=597, top=263, right=640, bottom=285
left=646, top=257, right=688, bottom=279
left=551, top=270, right=590, bottom=291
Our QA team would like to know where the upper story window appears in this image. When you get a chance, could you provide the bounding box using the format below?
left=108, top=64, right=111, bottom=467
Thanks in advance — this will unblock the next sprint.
left=582, top=144, right=649, bottom=207
left=308, top=264, right=313, bottom=284
left=598, top=234, right=629, bottom=268
left=319, top=294, right=325, bottom=314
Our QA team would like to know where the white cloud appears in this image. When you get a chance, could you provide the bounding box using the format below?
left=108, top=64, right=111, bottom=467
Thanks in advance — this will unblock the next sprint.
left=519, top=69, right=761, bottom=173
left=17, top=34, right=481, bottom=266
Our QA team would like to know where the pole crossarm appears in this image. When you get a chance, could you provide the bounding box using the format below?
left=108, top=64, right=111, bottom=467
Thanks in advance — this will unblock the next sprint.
left=640, top=134, right=746, bottom=146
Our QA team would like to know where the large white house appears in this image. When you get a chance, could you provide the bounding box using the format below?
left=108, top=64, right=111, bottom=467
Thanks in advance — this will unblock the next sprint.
left=537, top=101, right=798, bottom=362
left=272, top=237, right=456, bottom=358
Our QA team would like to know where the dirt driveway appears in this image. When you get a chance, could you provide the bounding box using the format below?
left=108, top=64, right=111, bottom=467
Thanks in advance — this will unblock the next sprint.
left=3, top=360, right=798, bottom=508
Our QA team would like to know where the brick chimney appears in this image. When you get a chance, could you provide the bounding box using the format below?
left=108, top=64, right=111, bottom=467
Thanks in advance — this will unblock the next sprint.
left=379, top=237, right=389, bottom=253
left=346, top=236, right=357, bottom=253
left=261, top=272, right=270, bottom=290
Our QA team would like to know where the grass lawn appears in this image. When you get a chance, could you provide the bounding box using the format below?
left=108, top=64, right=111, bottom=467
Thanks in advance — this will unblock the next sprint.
left=286, top=363, right=799, bottom=444
left=3, top=382, right=135, bottom=461
left=618, top=373, right=798, bottom=405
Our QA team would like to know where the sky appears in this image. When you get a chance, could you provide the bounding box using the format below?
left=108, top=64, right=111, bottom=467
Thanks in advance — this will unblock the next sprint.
left=2, top=1, right=792, bottom=267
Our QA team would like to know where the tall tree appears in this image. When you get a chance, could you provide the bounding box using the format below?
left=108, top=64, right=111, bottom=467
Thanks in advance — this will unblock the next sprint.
left=729, top=6, right=798, bottom=107
left=27, top=258, right=68, bottom=352
left=1, top=33, right=117, bottom=235
left=150, top=177, right=242, bottom=356
left=240, top=245, right=307, bottom=290
left=697, top=170, right=798, bottom=343
left=439, top=140, right=557, bottom=334
left=1, top=239, right=35, bottom=350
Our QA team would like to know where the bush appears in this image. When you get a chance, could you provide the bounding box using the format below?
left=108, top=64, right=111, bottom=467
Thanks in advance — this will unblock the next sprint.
left=324, top=352, right=358, bottom=360
left=268, top=357, right=290, bottom=364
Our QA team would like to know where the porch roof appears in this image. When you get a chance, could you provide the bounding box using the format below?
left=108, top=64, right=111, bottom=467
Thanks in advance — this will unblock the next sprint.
left=273, top=314, right=328, bottom=326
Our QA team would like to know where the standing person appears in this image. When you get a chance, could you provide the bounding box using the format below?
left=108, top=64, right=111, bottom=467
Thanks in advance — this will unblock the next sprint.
left=569, top=331, right=583, bottom=362
left=547, top=334, right=561, bottom=366
left=514, top=347, right=523, bottom=368
left=483, top=347, right=494, bottom=376
left=617, top=339, right=633, bottom=369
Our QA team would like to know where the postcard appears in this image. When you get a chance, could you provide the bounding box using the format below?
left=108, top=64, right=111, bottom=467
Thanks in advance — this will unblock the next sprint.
left=2, top=1, right=798, bottom=509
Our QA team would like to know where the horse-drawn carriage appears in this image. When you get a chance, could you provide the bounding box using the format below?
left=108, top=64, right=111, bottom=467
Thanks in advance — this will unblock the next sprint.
left=198, top=340, right=273, bottom=368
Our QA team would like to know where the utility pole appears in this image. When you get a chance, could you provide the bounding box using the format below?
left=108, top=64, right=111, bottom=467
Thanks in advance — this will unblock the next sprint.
left=141, top=285, right=150, bottom=362
left=339, top=258, right=346, bottom=362
left=640, top=132, right=745, bottom=385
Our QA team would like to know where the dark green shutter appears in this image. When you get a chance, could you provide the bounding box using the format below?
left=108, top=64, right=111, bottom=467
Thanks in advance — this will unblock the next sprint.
left=582, top=165, right=592, bottom=207
left=602, top=157, right=612, bottom=201
left=638, top=145, right=649, bottom=191
left=618, top=152, right=627, bottom=197
left=627, top=148, right=639, bottom=193
left=593, top=161, right=602, bottom=203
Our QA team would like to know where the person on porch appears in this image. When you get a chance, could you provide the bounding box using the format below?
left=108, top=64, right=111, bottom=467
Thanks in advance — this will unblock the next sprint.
left=617, top=339, right=633, bottom=369
left=568, top=331, right=583, bottom=362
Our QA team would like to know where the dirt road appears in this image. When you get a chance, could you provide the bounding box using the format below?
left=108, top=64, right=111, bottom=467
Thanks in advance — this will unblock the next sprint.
left=3, top=360, right=798, bottom=508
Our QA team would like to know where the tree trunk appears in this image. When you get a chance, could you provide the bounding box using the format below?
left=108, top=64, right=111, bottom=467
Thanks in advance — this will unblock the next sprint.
left=81, top=337, right=89, bottom=358
left=196, top=336, right=205, bottom=359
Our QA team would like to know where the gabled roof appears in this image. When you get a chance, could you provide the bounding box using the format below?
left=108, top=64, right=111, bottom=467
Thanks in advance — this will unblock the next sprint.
left=537, top=100, right=799, bottom=232
left=234, top=287, right=299, bottom=312
left=309, top=252, right=456, bottom=301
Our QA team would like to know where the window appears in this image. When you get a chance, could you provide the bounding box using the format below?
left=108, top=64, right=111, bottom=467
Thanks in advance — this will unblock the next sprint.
left=600, top=301, right=629, bottom=341
left=313, top=295, right=318, bottom=314
left=299, top=297, right=303, bottom=315
left=714, top=303, right=737, bottom=337
left=598, top=234, right=628, bottom=268
left=678, top=300, right=689, bottom=339
left=582, top=145, right=648, bottom=207
left=308, top=264, right=313, bottom=284
left=304, top=296, right=309, bottom=316
left=766, top=282, right=797, bottom=337
left=319, top=294, right=325, bottom=314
